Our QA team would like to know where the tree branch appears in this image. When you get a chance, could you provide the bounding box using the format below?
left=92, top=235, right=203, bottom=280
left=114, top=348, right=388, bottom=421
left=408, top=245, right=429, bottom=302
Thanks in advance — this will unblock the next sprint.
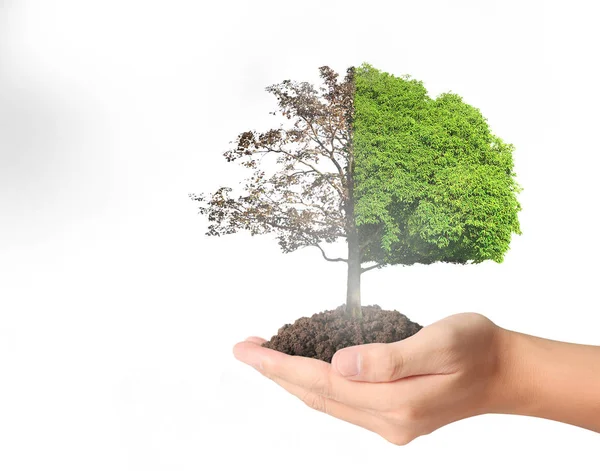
left=263, top=145, right=345, bottom=198
left=361, top=263, right=384, bottom=273
left=313, top=243, right=348, bottom=263
left=302, top=116, right=345, bottom=177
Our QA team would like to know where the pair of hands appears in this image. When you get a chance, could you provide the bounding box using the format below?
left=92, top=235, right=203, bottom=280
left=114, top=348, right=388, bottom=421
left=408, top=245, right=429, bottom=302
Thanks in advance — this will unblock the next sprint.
left=233, top=312, right=514, bottom=445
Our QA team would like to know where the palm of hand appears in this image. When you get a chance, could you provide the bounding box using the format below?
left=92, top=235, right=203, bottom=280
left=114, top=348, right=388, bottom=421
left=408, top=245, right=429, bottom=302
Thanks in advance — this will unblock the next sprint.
left=234, top=312, right=505, bottom=445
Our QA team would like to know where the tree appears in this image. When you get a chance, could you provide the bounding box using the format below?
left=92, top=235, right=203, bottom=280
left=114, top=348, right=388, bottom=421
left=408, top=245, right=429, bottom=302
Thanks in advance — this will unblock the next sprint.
left=190, top=63, right=522, bottom=319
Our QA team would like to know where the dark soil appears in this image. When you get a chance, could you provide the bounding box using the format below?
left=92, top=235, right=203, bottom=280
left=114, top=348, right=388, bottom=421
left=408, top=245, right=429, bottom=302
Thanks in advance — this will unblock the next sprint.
left=261, top=304, right=423, bottom=363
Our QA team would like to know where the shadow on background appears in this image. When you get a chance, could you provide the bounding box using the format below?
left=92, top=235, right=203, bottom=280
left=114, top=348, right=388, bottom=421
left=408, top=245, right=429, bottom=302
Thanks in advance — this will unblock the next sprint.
left=0, top=2, right=105, bottom=249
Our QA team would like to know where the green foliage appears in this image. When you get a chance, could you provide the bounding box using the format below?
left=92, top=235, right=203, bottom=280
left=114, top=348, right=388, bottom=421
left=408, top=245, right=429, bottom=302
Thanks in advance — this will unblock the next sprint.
left=353, top=63, right=522, bottom=265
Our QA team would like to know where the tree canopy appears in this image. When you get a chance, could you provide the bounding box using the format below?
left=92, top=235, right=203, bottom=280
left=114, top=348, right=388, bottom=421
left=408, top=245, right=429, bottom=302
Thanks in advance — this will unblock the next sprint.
left=190, top=66, right=355, bottom=262
left=354, top=63, right=522, bottom=266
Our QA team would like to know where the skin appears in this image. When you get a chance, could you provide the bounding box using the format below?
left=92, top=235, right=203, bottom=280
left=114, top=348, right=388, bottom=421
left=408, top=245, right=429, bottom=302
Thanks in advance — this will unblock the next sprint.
left=233, top=313, right=600, bottom=445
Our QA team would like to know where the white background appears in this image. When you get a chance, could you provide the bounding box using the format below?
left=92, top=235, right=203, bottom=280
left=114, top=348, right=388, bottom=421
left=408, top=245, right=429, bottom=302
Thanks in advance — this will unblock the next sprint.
left=1, top=0, right=599, bottom=469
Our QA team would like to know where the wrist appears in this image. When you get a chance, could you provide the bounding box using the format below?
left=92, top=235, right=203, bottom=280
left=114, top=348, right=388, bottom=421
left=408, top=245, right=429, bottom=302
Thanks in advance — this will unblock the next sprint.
left=485, top=325, right=600, bottom=432
left=485, top=326, right=535, bottom=416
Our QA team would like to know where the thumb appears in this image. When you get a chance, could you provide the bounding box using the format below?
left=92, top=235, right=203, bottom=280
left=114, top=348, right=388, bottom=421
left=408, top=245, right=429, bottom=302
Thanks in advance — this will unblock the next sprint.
left=331, top=331, right=443, bottom=382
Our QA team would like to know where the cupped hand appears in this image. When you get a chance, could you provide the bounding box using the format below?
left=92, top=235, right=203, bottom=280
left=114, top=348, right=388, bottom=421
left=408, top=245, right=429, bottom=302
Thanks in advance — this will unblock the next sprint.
left=233, top=312, right=512, bottom=445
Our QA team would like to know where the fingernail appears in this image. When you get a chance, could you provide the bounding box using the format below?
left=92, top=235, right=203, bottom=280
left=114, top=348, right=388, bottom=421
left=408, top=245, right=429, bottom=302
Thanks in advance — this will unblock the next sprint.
left=334, top=350, right=361, bottom=376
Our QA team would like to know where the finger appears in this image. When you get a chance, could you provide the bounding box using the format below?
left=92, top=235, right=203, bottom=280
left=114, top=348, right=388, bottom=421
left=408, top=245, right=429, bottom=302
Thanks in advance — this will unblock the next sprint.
left=245, top=336, right=268, bottom=345
left=233, top=340, right=396, bottom=410
left=331, top=327, right=454, bottom=382
left=265, top=374, right=393, bottom=438
left=234, top=340, right=447, bottom=412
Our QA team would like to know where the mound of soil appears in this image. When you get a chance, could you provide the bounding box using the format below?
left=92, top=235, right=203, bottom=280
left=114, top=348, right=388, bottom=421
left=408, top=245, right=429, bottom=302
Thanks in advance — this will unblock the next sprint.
left=261, top=304, right=423, bottom=363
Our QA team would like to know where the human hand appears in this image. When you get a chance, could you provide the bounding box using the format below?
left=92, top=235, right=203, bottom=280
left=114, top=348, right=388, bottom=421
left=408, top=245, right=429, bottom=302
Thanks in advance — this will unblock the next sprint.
left=233, top=312, right=513, bottom=445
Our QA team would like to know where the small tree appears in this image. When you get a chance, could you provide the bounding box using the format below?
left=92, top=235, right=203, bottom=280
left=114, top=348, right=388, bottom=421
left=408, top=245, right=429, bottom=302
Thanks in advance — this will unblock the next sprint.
left=191, top=63, right=522, bottom=318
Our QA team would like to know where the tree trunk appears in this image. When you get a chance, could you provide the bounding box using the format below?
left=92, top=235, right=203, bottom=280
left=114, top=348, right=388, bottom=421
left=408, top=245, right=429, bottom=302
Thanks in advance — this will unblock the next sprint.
left=346, top=228, right=362, bottom=318
left=345, top=158, right=362, bottom=318
left=345, top=103, right=361, bottom=318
